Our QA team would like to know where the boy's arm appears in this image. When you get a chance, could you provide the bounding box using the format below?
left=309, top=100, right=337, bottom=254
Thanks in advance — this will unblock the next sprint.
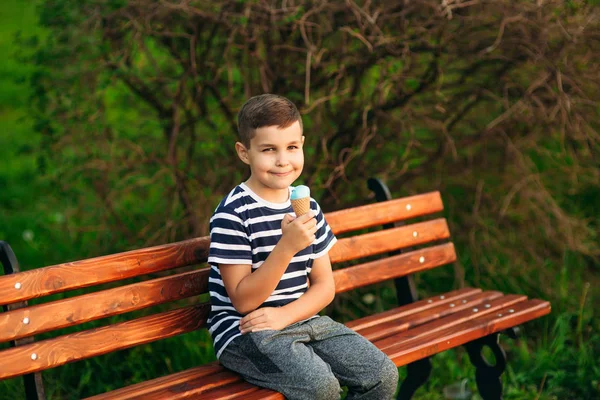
left=239, top=253, right=335, bottom=333
left=220, top=212, right=318, bottom=315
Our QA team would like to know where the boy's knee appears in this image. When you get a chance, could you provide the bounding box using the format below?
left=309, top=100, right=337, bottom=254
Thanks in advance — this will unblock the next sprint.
left=382, top=357, right=399, bottom=388
left=309, top=373, right=342, bottom=400
left=359, top=356, right=399, bottom=398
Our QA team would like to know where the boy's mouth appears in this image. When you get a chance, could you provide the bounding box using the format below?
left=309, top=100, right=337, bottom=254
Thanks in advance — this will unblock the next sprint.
left=271, top=171, right=292, bottom=177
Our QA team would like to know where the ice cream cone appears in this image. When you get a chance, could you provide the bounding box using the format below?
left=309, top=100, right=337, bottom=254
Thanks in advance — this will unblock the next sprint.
left=291, top=197, right=311, bottom=216
left=290, top=185, right=311, bottom=216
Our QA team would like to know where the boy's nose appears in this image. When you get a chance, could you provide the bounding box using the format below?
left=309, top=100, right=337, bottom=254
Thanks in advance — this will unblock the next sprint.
left=275, top=153, right=289, bottom=166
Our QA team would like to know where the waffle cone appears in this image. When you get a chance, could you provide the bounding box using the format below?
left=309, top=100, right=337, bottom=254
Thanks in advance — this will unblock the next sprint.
left=291, top=197, right=311, bottom=216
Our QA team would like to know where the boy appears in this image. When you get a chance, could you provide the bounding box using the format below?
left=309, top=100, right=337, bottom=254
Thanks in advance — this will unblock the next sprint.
left=207, top=94, right=398, bottom=399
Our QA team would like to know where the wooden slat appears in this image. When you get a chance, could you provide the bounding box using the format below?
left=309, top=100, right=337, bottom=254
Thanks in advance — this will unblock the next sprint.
left=135, top=370, right=240, bottom=400
left=0, top=237, right=210, bottom=306
left=346, top=288, right=481, bottom=331
left=375, top=294, right=529, bottom=350
left=86, top=364, right=225, bottom=400
left=199, top=381, right=261, bottom=400
left=228, top=389, right=283, bottom=400
left=333, top=243, right=457, bottom=293
left=329, top=219, right=450, bottom=264
left=0, top=269, right=210, bottom=344
left=0, top=303, right=210, bottom=380
left=358, top=292, right=517, bottom=342
left=380, top=299, right=551, bottom=366
left=325, top=191, right=443, bottom=235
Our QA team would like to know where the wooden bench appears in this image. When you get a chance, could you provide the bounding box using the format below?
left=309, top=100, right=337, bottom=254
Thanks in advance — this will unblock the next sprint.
left=0, top=179, right=551, bottom=400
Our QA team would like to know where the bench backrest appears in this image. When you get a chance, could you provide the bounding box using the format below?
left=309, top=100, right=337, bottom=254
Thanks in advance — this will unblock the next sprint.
left=0, top=191, right=455, bottom=380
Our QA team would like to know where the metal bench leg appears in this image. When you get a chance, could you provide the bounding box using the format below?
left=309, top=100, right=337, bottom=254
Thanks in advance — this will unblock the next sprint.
left=397, top=358, right=432, bottom=400
left=464, top=333, right=507, bottom=400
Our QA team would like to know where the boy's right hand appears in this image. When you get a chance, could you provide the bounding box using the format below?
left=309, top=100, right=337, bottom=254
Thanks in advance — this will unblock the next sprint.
left=280, top=212, right=318, bottom=254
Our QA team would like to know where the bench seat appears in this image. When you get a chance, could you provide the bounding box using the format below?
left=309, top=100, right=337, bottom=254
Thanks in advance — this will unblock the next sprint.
left=85, top=288, right=550, bottom=400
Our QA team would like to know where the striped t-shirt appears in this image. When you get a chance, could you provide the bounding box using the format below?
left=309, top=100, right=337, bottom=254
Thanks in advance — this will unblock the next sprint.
left=207, top=182, right=337, bottom=358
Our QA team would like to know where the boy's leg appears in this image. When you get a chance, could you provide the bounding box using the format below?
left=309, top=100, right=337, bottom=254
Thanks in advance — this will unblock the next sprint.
left=307, top=316, right=399, bottom=400
left=219, top=321, right=342, bottom=400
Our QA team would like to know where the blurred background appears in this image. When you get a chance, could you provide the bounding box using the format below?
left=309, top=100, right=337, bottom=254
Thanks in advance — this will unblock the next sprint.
left=0, top=1, right=598, bottom=399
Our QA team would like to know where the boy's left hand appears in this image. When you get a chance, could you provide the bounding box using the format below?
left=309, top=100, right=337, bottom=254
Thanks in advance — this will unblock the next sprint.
left=239, top=307, right=289, bottom=334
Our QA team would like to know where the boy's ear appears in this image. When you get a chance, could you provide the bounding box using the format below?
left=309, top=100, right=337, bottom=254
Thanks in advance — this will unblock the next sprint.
left=235, top=142, right=250, bottom=165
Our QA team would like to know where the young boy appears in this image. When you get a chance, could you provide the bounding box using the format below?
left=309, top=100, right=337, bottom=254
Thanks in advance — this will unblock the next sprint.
left=207, top=94, right=398, bottom=399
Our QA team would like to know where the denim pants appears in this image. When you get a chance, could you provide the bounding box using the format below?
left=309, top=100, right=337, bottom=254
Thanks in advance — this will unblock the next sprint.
left=219, top=316, right=399, bottom=400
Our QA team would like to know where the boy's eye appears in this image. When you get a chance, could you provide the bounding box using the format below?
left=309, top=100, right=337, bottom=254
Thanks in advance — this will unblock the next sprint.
left=288, top=146, right=298, bottom=150
left=262, top=148, right=275, bottom=152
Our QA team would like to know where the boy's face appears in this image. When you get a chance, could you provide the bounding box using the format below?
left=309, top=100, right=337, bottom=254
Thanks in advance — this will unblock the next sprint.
left=236, top=120, right=304, bottom=201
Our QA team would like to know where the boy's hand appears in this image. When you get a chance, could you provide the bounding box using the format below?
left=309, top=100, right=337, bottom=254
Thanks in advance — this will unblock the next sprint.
left=280, top=212, right=318, bottom=254
left=239, top=307, right=289, bottom=333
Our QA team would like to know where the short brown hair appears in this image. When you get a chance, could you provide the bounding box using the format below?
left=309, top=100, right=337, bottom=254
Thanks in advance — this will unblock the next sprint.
left=237, top=94, right=303, bottom=148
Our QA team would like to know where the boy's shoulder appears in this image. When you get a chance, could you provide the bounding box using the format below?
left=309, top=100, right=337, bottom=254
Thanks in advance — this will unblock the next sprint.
left=212, top=184, right=251, bottom=214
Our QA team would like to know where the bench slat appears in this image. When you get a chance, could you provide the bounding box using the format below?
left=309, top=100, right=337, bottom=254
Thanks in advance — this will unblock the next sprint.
left=140, top=370, right=241, bottom=400
left=375, top=294, right=530, bottom=350
left=381, top=299, right=551, bottom=366
left=227, top=389, right=283, bottom=400
left=359, top=292, right=519, bottom=342
left=140, top=373, right=255, bottom=400
left=0, top=269, right=210, bottom=343
left=86, top=364, right=225, bottom=400
left=345, top=287, right=481, bottom=331
left=326, top=191, right=443, bottom=235
left=329, top=218, right=450, bottom=264
left=0, top=303, right=210, bottom=380
left=0, top=237, right=210, bottom=306
left=198, top=381, right=262, bottom=400
left=333, top=242, right=456, bottom=293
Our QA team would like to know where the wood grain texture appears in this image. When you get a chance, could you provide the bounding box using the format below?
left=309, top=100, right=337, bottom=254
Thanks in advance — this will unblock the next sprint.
left=86, top=364, right=225, bottom=400
left=0, top=303, right=210, bottom=380
left=198, top=381, right=262, bottom=400
left=356, top=291, right=503, bottom=340
left=138, top=372, right=255, bottom=400
left=374, top=294, right=531, bottom=350
left=0, top=269, right=210, bottom=343
left=359, top=292, right=518, bottom=343
left=325, top=191, right=443, bottom=235
left=345, top=287, right=481, bottom=330
left=223, top=389, right=284, bottom=400
left=332, top=242, right=457, bottom=293
left=0, top=237, right=210, bottom=306
left=329, top=218, right=450, bottom=264
left=134, top=370, right=241, bottom=400
left=381, top=299, right=551, bottom=366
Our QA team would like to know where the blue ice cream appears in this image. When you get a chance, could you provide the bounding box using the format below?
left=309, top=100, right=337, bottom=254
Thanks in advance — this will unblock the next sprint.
left=291, top=185, right=310, bottom=200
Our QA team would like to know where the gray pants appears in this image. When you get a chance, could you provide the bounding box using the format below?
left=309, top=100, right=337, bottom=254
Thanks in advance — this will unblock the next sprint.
left=219, top=316, right=399, bottom=400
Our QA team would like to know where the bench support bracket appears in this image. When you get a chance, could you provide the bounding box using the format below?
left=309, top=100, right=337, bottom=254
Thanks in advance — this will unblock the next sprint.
left=464, top=333, right=507, bottom=400
left=367, top=178, right=432, bottom=400
left=1, top=241, right=47, bottom=400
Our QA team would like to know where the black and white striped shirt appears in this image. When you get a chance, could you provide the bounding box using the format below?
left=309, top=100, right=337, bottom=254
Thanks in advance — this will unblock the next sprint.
left=207, top=183, right=337, bottom=358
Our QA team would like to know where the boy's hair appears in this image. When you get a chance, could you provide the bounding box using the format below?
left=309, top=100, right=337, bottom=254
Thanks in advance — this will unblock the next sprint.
left=237, top=94, right=303, bottom=148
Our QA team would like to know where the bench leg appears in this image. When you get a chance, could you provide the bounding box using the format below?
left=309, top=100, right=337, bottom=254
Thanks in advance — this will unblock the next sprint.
left=396, top=358, right=432, bottom=400
left=464, top=333, right=507, bottom=400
